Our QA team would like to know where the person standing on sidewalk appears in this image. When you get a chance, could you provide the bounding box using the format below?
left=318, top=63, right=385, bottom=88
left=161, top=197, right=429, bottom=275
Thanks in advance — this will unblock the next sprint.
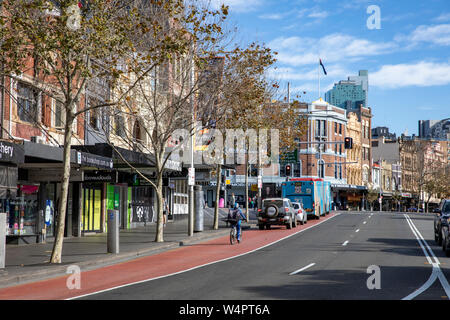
left=162, top=197, right=169, bottom=227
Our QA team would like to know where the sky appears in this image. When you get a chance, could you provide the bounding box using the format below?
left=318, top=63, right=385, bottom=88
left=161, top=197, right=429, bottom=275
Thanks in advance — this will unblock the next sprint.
left=210, top=0, right=450, bottom=137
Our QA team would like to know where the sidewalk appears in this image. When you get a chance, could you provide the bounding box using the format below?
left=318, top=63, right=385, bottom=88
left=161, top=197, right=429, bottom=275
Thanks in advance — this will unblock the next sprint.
left=0, top=207, right=256, bottom=289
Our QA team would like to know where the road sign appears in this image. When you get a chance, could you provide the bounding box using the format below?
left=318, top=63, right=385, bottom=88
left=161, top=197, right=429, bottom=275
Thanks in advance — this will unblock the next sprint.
left=188, top=167, right=195, bottom=186
left=225, top=179, right=231, bottom=185
left=279, top=150, right=298, bottom=164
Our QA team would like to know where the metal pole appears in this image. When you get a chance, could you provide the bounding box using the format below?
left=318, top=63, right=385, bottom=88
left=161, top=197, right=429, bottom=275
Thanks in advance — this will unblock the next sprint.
left=0, top=212, right=5, bottom=268
left=188, top=52, right=195, bottom=237
left=379, top=157, right=382, bottom=213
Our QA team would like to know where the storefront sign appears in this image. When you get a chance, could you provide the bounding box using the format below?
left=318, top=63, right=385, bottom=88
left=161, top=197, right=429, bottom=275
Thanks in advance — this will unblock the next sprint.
left=79, top=152, right=113, bottom=169
left=84, top=171, right=117, bottom=183
left=0, top=141, right=24, bottom=164
left=401, top=192, right=412, bottom=198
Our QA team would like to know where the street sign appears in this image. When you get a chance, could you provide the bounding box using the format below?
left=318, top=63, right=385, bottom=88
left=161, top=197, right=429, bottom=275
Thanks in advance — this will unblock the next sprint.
left=258, top=175, right=262, bottom=189
left=188, top=167, right=195, bottom=186
left=279, top=150, right=298, bottom=164
left=225, top=179, right=231, bottom=185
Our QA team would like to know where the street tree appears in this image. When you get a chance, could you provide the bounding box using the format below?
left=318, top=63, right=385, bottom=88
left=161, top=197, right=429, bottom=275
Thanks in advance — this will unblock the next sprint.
left=0, top=0, right=228, bottom=262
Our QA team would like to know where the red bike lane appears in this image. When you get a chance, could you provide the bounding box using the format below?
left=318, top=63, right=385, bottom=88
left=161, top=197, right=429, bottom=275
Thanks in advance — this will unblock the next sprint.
left=0, top=213, right=339, bottom=300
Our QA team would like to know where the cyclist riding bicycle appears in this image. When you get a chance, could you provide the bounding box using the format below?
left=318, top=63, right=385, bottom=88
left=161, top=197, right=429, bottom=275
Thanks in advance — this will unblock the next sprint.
left=230, top=202, right=247, bottom=242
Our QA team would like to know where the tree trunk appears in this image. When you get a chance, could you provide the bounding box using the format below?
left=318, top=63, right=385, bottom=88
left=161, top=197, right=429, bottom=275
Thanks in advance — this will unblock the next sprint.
left=50, top=112, right=73, bottom=264
left=213, top=164, right=221, bottom=230
left=155, top=174, right=164, bottom=242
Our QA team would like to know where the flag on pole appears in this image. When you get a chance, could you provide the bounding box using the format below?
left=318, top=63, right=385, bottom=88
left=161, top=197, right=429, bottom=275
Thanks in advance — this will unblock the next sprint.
left=319, top=59, right=327, bottom=75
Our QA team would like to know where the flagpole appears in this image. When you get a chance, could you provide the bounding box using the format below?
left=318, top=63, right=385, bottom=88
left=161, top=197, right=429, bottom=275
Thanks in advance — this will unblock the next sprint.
left=318, top=58, right=321, bottom=99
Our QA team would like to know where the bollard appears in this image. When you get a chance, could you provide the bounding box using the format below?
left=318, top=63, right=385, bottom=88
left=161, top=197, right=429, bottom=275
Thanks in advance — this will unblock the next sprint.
left=194, top=185, right=204, bottom=232
left=107, top=209, right=119, bottom=254
left=0, top=212, right=6, bottom=269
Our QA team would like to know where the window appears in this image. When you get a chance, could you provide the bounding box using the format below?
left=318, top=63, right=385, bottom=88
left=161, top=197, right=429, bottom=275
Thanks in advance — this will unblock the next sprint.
left=339, top=123, right=342, bottom=135
left=17, top=82, right=38, bottom=123
left=294, top=161, right=302, bottom=177
left=54, top=100, right=65, bottom=128
left=318, top=160, right=325, bottom=178
left=363, top=167, right=369, bottom=182
left=114, top=113, right=126, bottom=138
left=316, top=120, right=326, bottom=137
left=335, top=122, right=337, bottom=134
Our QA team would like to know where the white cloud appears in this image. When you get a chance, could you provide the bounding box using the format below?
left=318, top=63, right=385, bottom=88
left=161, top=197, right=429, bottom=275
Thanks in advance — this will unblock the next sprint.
left=307, top=10, right=329, bottom=19
left=395, top=24, right=450, bottom=47
left=371, top=61, right=450, bottom=89
left=258, top=12, right=285, bottom=20
left=409, top=24, right=450, bottom=46
left=209, top=0, right=263, bottom=12
left=269, top=34, right=396, bottom=67
left=435, top=13, right=450, bottom=22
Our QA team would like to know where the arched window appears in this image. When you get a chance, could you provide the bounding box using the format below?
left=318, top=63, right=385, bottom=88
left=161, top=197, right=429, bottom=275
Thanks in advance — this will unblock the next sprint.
left=318, top=160, right=325, bottom=178
left=363, top=166, right=369, bottom=183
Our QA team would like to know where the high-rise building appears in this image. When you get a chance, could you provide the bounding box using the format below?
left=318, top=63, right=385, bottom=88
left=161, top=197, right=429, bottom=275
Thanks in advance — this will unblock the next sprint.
left=418, top=119, right=450, bottom=140
left=325, top=70, right=368, bottom=110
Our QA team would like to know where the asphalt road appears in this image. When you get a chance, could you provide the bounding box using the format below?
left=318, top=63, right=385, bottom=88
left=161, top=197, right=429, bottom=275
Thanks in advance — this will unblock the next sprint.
left=78, top=211, right=450, bottom=300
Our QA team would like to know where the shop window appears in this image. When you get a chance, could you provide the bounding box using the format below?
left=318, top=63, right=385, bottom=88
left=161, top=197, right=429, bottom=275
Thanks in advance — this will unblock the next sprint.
left=17, top=82, right=39, bottom=123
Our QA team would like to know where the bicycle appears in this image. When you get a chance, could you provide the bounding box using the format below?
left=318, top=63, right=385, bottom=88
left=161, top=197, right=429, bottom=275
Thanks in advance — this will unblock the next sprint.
left=227, top=219, right=241, bottom=245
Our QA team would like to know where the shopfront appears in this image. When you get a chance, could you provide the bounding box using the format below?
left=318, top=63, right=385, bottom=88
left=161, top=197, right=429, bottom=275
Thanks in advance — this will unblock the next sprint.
left=331, top=184, right=368, bottom=211
left=0, top=141, right=27, bottom=243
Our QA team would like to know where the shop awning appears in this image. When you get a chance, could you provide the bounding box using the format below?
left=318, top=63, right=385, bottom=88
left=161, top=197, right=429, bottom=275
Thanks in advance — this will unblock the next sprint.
left=331, top=184, right=368, bottom=191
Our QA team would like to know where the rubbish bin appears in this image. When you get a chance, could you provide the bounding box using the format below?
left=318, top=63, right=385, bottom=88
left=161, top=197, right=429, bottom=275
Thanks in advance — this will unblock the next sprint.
left=194, top=186, right=204, bottom=232
left=107, top=209, right=119, bottom=254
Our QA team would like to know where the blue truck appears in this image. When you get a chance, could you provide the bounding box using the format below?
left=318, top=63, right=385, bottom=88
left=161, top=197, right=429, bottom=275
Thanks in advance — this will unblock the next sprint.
left=281, top=178, right=332, bottom=219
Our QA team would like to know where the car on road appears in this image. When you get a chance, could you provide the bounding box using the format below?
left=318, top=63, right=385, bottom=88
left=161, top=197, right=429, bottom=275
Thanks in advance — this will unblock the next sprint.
left=436, top=199, right=450, bottom=256
left=292, top=202, right=307, bottom=225
left=434, top=199, right=450, bottom=248
left=257, top=198, right=296, bottom=230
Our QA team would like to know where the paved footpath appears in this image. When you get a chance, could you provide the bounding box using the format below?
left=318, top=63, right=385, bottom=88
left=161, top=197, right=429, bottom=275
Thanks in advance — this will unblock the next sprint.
left=0, top=212, right=338, bottom=300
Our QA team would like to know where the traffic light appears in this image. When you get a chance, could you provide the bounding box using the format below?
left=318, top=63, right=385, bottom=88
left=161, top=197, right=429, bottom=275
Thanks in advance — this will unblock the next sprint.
left=344, top=137, right=353, bottom=149
left=285, top=164, right=292, bottom=177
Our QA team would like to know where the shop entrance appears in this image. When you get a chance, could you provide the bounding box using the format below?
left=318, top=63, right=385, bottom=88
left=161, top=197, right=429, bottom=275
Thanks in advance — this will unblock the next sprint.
left=82, top=185, right=103, bottom=233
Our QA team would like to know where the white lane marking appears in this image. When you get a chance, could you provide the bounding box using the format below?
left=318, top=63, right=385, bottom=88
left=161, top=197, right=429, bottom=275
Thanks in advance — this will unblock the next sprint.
left=363, top=221, right=367, bottom=224
left=355, top=229, right=360, bottom=233
left=342, top=240, right=349, bottom=246
left=67, top=213, right=343, bottom=300
left=289, top=263, right=316, bottom=275
left=402, top=214, right=450, bottom=300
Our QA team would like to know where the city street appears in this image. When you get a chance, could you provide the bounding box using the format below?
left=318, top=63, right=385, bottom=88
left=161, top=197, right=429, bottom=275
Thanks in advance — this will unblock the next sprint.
left=79, top=212, right=448, bottom=300
left=1, top=211, right=449, bottom=300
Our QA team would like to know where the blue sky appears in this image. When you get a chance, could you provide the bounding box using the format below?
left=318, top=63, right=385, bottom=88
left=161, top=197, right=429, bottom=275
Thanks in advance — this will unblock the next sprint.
left=211, top=0, right=450, bottom=136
